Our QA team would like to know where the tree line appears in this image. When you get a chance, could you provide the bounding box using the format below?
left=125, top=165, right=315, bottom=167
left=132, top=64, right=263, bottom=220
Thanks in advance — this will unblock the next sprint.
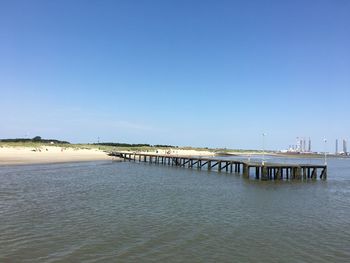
left=0, top=136, right=70, bottom=144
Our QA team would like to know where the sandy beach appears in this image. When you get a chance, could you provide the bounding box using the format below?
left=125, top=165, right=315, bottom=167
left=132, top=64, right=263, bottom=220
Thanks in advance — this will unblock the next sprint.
left=139, top=148, right=215, bottom=157
left=0, top=146, right=114, bottom=166
left=0, top=146, right=216, bottom=166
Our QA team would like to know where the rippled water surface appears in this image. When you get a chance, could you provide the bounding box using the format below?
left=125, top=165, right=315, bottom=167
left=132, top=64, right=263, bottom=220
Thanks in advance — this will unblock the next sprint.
left=1, top=157, right=350, bottom=262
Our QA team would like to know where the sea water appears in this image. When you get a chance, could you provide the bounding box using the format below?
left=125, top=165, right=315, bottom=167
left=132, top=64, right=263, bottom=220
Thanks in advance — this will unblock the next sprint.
left=0, top=157, right=349, bottom=262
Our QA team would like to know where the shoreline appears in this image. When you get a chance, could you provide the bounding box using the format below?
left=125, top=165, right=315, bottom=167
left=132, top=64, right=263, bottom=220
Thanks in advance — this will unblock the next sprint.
left=0, top=159, right=118, bottom=167
left=3, top=144, right=344, bottom=166
left=0, top=145, right=215, bottom=166
left=216, top=151, right=349, bottom=159
left=0, top=146, right=116, bottom=166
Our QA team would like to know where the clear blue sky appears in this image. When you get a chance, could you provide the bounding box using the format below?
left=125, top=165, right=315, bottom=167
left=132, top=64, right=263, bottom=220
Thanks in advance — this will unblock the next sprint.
left=1, top=0, right=349, bottom=151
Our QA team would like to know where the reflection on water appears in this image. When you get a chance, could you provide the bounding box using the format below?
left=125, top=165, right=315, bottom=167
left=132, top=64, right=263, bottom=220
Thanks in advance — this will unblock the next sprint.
left=0, top=158, right=350, bottom=262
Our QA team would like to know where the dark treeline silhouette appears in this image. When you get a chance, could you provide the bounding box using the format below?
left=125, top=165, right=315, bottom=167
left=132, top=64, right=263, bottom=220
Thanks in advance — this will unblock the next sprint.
left=94, top=142, right=177, bottom=148
left=153, top=144, right=178, bottom=148
left=1, top=138, right=176, bottom=148
left=0, top=136, right=70, bottom=144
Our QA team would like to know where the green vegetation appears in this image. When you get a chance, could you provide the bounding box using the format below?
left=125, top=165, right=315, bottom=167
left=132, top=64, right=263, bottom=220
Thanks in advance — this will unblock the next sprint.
left=0, top=140, right=331, bottom=158
left=0, top=140, right=208, bottom=153
left=0, top=136, right=69, bottom=144
left=0, top=137, right=275, bottom=155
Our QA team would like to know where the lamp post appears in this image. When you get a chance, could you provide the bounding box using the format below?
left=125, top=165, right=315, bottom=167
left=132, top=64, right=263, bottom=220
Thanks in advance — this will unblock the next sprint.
left=262, top=133, right=266, bottom=165
left=324, top=138, right=327, bottom=165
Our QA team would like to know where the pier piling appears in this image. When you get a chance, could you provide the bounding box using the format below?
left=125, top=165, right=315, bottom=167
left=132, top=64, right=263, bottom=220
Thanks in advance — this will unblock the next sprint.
left=111, top=152, right=327, bottom=181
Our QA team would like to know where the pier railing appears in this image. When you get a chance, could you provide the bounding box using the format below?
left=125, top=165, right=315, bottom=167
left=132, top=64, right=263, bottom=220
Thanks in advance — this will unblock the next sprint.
left=110, top=152, right=327, bottom=180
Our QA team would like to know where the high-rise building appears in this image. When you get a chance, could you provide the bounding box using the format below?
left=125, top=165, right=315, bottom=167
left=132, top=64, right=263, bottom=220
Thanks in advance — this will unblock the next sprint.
left=308, top=138, right=311, bottom=152
left=296, top=137, right=300, bottom=152
left=343, top=139, right=348, bottom=155
left=335, top=139, right=338, bottom=155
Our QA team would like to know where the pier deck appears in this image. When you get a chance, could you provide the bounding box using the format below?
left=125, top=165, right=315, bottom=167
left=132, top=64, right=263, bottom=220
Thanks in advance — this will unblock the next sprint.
left=110, top=152, right=327, bottom=180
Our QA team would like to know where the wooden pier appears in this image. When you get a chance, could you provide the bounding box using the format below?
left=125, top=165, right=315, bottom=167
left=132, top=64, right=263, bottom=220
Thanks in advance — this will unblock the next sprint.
left=110, top=152, right=327, bottom=180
